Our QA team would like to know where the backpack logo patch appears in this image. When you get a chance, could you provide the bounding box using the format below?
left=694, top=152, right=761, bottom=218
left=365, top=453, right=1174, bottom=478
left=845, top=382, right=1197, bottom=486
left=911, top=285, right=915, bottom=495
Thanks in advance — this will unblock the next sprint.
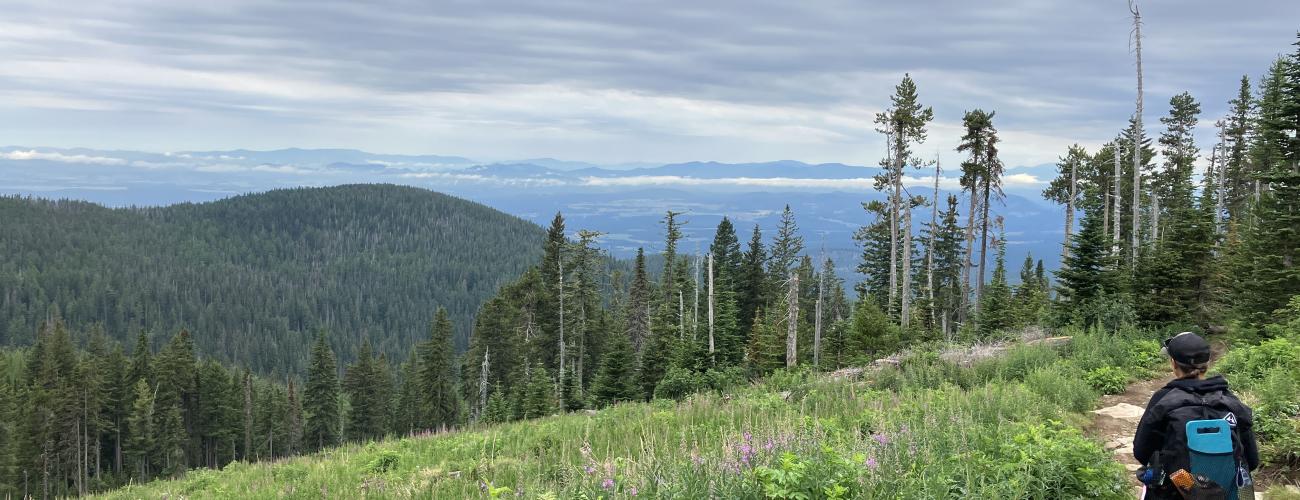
left=1224, top=412, right=1237, bottom=427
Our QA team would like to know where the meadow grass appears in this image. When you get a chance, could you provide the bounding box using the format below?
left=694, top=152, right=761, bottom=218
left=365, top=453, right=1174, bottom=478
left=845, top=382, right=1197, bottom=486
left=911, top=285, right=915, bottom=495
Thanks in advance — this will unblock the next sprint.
left=98, top=327, right=1157, bottom=499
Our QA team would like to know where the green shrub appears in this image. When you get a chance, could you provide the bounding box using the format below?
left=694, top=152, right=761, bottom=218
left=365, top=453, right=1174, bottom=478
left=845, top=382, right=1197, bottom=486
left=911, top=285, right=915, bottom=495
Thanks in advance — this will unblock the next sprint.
left=1084, top=366, right=1129, bottom=395
left=1215, top=337, right=1300, bottom=392
left=365, top=450, right=401, bottom=474
left=752, top=449, right=858, bottom=500
left=765, top=368, right=811, bottom=392
left=1253, top=370, right=1300, bottom=466
left=985, top=422, right=1128, bottom=499
left=699, top=366, right=748, bottom=393
left=654, top=366, right=698, bottom=401
left=1025, top=363, right=1098, bottom=413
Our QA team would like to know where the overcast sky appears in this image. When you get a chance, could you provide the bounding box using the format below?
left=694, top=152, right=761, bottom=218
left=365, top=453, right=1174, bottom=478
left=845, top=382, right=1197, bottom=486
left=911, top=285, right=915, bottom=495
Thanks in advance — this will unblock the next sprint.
left=2, top=0, right=1295, bottom=167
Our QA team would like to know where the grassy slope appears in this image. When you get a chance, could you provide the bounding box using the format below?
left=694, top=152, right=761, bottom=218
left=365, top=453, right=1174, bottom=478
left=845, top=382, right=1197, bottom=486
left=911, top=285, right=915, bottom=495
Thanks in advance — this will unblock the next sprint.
left=99, top=328, right=1154, bottom=499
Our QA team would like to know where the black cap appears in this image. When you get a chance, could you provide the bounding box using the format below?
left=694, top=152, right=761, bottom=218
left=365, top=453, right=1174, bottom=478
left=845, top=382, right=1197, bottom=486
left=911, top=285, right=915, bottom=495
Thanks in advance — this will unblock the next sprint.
left=1161, top=332, right=1211, bottom=365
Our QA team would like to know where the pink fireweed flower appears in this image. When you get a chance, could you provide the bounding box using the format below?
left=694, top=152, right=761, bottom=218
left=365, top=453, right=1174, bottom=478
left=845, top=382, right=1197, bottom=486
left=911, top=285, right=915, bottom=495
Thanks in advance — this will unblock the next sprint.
left=630, top=486, right=638, bottom=496
left=865, top=457, right=878, bottom=470
left=584, top=465, right=596, bottom=475
left=871, top=433, right=889, bottom=446
left=602, top=478, right=615, bottom=490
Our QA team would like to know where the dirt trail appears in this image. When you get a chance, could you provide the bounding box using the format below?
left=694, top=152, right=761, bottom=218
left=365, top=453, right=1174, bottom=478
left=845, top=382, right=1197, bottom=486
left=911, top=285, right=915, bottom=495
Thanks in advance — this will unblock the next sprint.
left=1086, top=377, right=1169, bottom=477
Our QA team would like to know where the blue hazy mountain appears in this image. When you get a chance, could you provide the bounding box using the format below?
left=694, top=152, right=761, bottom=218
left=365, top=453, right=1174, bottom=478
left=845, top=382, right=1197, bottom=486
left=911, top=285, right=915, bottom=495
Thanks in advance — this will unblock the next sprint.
left=0, top=146, right=1065, bottom=283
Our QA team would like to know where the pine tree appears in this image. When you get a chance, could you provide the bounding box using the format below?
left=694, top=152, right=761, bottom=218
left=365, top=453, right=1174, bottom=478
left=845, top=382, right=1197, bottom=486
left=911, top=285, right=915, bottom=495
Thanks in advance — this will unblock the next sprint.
left=303, top=332, right=339, bottom=451
left=1224, top=75, right=1256, bottom=218
left=1136, top=92, right=1214, bottom=326
left=560, top=368, right=584, bottom=412
left=626, top=248, right=651, bottom=355
left=593, top=304, right=639, bottom=407
left=1011, top=254, right=1049, bottom=328
left=520, top=363, right=555, bottom=419
left=483, top=384, right=511, bottom=424
left=925, top=195, right=965, bottom=338
left=125, top=379, right=154, bottom=482
left=874, top=74, right=935, bottom=318
left=854, top=200, right=892, bottom=306
left=847, top=298, right=899, bottom=361
left=343, top=342, right=387, bottom=442
left=1055, top=208, right=1117, bottom=325
left=767, top=205, right=805, bottom=285
left=958, top=109, right=1004, bottom=311
left=737, top=225, right=768, bottom=343
left=418, top=308, right=460, bottom=431
left=977, top=226, right=1014, bottom=337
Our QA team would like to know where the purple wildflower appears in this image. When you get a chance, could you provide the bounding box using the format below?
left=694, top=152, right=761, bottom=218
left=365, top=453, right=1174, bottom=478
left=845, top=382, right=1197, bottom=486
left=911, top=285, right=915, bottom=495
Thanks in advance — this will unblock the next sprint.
left=584, top=465, right=596, bottom=475
left=743, top=431, right=753, bottom=442
left=630, top=486, right=638, bottom=496
left=602, top=478, right=615, bottom=490
left=865, top=457, right=878, bottom=470
left=764, top=439, right=774, bottom=451
left=871, top=433, right=890, bottom=446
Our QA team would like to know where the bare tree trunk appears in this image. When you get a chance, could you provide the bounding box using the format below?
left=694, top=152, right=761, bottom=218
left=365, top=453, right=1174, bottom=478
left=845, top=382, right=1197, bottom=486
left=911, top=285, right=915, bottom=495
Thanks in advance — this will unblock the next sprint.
left=785, top=272, right=800, bottom=368
left=707, top=253, right=715, bottom=363
left=678, top=291, right=685, bottom=340
left=1213, top=119, right=1227, bottom=233
left=977, top=178, right=991, bottom=312
left=1150, top=191, right=1160, bottom=243
left=813, top=257, right=824, bottom=368
left=927, top=156, right=940, bottom=330
left=1103, top=189, right=1111, bottom=240
left=1064, top=154, right=1077, bottom=262
left=1113, top=143, right=1122, bottom=255
left=901, top=201, right=913, bottom=329
left=887, top=128, right=899, bottom=314
left=476, top=347, right=490, bottom=421
left=960, top=191, right=978, bottom=324
left=1130, top=0, right=1143, bottom=263
left=693, top=255, right=700, bottom=341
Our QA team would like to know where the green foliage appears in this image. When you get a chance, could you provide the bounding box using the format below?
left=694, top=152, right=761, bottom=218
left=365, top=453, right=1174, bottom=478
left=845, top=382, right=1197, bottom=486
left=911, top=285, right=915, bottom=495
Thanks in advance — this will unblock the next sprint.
left=1024, top=363, right=1097, bottom=413
left=752, top=449, right=858, bottom=500
left=1083, top=366, right=1129, bottom=395
left=364, top=450, right=401, bottom=474
left=978, top=422, right=1128, bottom=499
left=652, top=366, right=697, bottom=401
left=1214, top=335, right=1300, bottom=466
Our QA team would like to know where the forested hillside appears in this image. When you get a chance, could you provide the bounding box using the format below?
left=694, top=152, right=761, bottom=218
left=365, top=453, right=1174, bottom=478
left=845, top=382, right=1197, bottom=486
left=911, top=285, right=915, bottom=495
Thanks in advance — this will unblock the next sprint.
left=0, top=184, right=545, bottom=375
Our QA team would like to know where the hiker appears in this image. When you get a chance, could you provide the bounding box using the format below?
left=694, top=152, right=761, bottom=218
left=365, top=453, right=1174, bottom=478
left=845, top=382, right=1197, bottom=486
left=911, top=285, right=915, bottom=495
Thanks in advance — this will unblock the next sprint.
left=1133, top=332, right=1259, bottom=499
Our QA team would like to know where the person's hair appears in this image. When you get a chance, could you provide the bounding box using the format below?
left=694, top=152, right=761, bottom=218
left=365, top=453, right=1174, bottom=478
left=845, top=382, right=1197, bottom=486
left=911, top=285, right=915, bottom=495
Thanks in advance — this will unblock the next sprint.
left=1174, top=360, right=1209, bottom=379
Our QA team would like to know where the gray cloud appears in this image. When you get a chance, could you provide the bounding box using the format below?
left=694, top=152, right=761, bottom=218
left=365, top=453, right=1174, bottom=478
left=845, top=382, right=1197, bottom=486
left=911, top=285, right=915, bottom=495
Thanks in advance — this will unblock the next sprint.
left=0, top=0, right=1294, bottom=166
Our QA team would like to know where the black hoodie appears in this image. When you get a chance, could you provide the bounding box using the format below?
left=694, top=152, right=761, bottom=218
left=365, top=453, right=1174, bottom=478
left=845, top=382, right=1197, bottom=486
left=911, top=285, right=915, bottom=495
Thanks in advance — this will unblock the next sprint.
left=1132, top=375, right=1260, bottom=471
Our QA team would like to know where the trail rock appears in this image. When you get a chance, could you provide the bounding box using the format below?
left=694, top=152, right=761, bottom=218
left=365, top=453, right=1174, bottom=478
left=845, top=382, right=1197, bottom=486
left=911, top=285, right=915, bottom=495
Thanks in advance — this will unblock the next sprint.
left=1092, top=403, right=1146, bottom=423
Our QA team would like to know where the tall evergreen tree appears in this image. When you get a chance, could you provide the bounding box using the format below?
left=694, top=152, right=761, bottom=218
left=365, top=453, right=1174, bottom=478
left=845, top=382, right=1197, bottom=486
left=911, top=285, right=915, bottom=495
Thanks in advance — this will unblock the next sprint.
left=737, top=225, right=768, bottom=343
left=767, top=205, right=805, bottom=285
left=418, top=308, right=460, bottom=431
left=1055, top=208, right=1118, bottom=326
left=957, top=109, right=1004, bottom=311
left=302, top=332, right=339, bottom=451
left=977, top=226, right=1014, bottom=336
left=343, top=342, right=387, bottom=442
